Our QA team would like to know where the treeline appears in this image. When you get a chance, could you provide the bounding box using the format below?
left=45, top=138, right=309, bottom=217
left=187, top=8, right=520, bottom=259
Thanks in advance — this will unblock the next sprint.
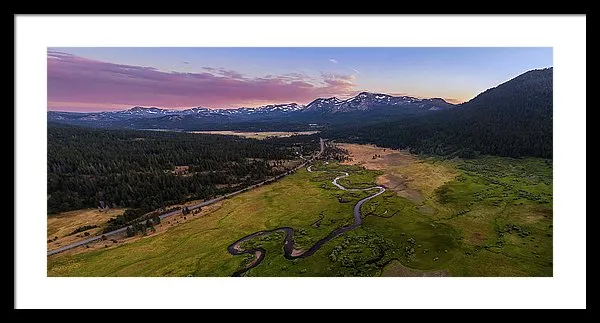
left=325, top=68, right=553, bottom=159
left=320, top=144, right=350, bottom=162
left=48, top=124, right=319, bottom=215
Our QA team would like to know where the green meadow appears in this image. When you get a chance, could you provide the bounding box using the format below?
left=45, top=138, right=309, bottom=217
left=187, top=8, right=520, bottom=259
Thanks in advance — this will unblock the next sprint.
left=48, top=155, right=552, bottom=277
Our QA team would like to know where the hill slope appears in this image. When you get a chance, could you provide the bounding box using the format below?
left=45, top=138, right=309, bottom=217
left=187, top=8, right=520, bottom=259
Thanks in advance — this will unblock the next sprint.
left=326, top=68, right=553, bottom=158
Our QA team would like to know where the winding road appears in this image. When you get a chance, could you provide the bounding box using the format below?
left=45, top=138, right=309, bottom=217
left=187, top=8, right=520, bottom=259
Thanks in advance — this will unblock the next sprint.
left=227, top=162, right=386, bottom=276
left=47, top=138, right=326, bottom=256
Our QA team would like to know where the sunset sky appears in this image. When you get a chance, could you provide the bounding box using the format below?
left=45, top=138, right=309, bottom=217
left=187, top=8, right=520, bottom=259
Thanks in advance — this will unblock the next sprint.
left=48, top=47, right=552, bottom=112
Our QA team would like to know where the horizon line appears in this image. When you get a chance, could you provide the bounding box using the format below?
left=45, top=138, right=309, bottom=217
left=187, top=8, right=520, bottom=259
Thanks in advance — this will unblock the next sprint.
left=47, top=91, right=465, bottom=113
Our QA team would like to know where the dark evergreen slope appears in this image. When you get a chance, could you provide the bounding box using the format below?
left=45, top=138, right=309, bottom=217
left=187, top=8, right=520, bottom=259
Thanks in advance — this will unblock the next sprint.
left=326, top=68, right=553, bottom=158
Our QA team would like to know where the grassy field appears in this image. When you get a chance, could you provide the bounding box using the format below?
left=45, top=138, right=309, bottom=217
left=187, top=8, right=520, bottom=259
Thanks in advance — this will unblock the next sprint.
left=48, top=164, right=371, bottom=276
left=438, top=157, right=553, bottom=276
left=189, top=131, right=319, bottom=140
left=48, top=145, right=552, bottom=277
left=47, top=208, right=126, bottom=252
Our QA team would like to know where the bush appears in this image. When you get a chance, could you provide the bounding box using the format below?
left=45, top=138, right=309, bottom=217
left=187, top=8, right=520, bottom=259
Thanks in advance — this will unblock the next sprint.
left=126, top=226, right=135, bottom=237
left=68, top=225, right=99, bottom=236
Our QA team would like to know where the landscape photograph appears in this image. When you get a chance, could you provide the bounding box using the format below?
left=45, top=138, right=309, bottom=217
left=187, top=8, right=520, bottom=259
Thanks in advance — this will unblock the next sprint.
left=46, top=47, right=553, bottom=277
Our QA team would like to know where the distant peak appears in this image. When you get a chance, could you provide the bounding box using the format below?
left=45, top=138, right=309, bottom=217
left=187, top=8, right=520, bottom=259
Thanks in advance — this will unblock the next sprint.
left=429, top=97, right=448, bottom=102
left=314, top=97, right=340, bottom=101
left=353, top=92, right=392, bottom=99
left=356, top=91, right=387, bottom=96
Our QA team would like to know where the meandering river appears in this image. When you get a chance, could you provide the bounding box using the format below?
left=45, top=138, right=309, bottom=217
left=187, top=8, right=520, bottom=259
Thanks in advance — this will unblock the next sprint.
left=227, top=164, right=385, bottom=276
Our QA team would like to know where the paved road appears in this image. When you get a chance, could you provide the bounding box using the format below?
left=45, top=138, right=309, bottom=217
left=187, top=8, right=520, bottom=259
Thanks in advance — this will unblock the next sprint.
left=47, top=138, right=326, bottom=257
left=227, top=159, right=386, bottom=276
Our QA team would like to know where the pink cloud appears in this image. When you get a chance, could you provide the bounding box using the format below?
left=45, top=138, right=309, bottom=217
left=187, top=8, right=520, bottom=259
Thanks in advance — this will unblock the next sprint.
left=47, top=51, right=357, bottom=111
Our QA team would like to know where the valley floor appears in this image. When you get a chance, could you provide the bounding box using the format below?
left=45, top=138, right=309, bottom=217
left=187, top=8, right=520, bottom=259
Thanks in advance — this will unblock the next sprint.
left=188, top=130, right=319, bottom=140
left=47, top=143, right=552, bottom=277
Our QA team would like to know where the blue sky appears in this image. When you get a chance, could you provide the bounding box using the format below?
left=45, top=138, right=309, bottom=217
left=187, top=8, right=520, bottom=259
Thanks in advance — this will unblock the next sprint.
left=48, top=47, right=552, bottom=111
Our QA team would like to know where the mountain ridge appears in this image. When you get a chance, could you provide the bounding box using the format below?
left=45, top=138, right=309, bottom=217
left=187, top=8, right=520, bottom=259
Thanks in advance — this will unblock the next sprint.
left=47, top=92, right=455, bottom=130
left=47, top=67, right=552, bottom=149
left=49, top=92, right=453, bottom=116
left=325, top=67, right=553, bottom=158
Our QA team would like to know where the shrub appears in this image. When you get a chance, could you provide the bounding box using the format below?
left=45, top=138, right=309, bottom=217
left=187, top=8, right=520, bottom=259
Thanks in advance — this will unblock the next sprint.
left=126, top=226, right=135, bottom=237
left=68, top=225, right=99, bottom=236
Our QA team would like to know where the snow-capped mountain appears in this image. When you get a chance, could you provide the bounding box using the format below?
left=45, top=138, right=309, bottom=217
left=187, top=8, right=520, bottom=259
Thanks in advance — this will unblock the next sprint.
left=254, top=103, right=304, bottom=113
left=303, top=97, right=344, bottom=111
left=304, top=92, right=453, bottom=113
left=48, top=92, right=454, bottom=130
left=99, top=103, right=304, bottom=117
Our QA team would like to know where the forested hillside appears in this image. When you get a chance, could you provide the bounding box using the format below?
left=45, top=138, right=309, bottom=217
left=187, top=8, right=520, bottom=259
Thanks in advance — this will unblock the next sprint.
left=325, top=68, right=553, bottom=158
left=47, top=124, right=319, bottom=215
